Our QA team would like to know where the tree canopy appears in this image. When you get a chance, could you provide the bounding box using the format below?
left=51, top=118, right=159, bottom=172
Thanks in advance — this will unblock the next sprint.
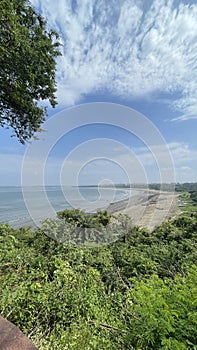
left=0, top=207, right=197, bottom=349
left=0, top=0, right=61, bottom=143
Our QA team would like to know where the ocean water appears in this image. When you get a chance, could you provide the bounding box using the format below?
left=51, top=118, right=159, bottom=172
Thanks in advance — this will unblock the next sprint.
left=0, top=186, right=130, bottom=228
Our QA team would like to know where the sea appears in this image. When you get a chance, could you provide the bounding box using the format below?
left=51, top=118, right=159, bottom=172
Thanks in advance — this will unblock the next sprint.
left=0, top=186, right=131, bottom=228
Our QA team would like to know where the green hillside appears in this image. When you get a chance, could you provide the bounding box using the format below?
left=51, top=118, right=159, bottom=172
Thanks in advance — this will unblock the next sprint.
left=0, top=201, right=196, bottom=349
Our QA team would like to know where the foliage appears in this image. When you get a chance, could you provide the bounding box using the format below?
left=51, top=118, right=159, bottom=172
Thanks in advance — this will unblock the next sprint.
left=147, top=182, right=197, bottom=193
left=190, top=191, right=197, bottom=204
left=148, top=183, right=175, bottom=191
left=57, top=208, right=111, bottom=228
left=175, top=182, right=197, bottom=193
left=125, top=267, right=197, bottom=349
left=0, top=0, right=61, bottom=143
left=179, top=190, right=197, bottom=215
left=41, top=209, right=121, bottom=247
left=0, top=211, right=196, bottom=349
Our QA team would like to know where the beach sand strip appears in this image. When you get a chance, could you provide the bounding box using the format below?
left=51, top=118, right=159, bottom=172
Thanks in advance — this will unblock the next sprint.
left=108, top=190, right=180, bottom=231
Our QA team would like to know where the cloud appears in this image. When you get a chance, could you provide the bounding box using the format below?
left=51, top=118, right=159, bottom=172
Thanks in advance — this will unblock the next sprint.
left=137, top=141, right=197, bottom=181
left=132, top=141, right=197, bottom=166
left=1, top=139, right=197, bottom=185
left=168, top=142, right=197, bottom=164
left=48, top=139, right=197, bottom=184
left=30, top=0, right=197, bottom=120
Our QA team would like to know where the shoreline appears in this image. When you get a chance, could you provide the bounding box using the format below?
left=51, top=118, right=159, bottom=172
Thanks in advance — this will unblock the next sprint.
left=108, top=189, right=180, bottom=231
left=1, top=188, right=180, bottom=231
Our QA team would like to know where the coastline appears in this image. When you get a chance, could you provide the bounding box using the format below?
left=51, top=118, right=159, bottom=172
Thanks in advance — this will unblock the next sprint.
left=107, top=189, right=180, bottom=231
left=0, top=187, right=180, bottom=231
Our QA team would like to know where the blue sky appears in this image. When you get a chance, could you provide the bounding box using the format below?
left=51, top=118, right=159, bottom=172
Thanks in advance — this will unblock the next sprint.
left=1, top=0, right=197, bottom=185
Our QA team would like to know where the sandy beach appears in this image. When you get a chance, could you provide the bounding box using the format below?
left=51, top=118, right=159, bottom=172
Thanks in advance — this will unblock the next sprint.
left=108, top=189, right=180, bottom=231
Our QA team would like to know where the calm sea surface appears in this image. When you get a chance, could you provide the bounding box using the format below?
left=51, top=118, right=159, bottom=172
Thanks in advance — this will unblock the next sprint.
left=0, top=186, right=132, bottom=228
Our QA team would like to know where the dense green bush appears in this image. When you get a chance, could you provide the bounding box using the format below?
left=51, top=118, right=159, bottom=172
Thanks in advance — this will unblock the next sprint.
left=57, top=208, right=111, bottom=228
left=0, top=210, right=196, bottom=349
left=175, top=182, right=197, bottom=193
left=190, top=191, right=197, bottom=203
left=125, top=267, right=197, bottom=349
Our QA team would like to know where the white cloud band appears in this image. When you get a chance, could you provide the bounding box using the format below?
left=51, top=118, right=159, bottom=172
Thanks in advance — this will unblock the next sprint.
left=31, top=0, right=197, bottom=120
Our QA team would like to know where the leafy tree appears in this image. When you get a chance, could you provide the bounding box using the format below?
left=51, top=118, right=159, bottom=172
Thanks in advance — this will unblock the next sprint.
left=175, top=182, right=197, bottom=193
left=125, top=267, right=197, bottom=349
left=190, top=191, right=197, bottom=204
left=57, top=208, right=111, bottom=228
left=0, top=0, right=61, bottom=143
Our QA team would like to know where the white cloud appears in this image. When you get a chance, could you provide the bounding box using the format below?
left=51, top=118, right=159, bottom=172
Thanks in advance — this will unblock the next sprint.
left=175, top=166, right=197, bottom=182
left=49, top=139, right=197, bottom=184
left=168, top=142, right=197, bottom=164
left=132, top=141, right=197, bottom=166
left=30, top=0, right=197, bottom=120
left=136, top=141, right=197, bottom=181
left=1, top=139, right=197, bottom=185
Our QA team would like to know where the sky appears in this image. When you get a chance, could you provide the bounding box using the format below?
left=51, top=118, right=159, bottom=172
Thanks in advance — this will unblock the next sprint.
left=0, top=0, right=197, bottom=186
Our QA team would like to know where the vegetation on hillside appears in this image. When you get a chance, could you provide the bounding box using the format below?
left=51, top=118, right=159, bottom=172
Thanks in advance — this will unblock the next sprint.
left=175, top=182, right=197, bottom=193
left=0, top=204, right=196, bottom=349
left=57, top=208, right=111, bottom=228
